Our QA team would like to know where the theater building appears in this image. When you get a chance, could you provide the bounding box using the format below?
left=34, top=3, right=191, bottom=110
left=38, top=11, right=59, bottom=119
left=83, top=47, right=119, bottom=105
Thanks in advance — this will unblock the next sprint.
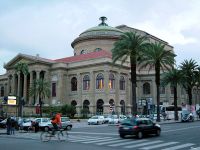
left=0, top=17, right=192, bottom=116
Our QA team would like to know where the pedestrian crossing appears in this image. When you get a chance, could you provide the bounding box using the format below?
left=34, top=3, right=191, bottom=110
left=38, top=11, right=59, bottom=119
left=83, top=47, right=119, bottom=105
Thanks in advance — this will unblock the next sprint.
left=67, top=135, right=200, bottom=150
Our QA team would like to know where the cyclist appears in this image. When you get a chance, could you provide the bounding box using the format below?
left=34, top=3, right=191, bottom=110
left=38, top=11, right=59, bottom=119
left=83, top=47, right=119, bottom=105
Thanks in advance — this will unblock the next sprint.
left=51, top=112, right=62, bottom=135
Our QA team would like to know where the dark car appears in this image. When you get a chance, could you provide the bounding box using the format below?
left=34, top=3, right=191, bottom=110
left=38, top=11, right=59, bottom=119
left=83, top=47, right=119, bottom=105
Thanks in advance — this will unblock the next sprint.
left=118, top=118, right=161, bottom=139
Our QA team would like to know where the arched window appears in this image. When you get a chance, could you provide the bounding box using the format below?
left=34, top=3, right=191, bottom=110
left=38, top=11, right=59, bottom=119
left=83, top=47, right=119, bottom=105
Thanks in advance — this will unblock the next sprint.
left=143, top=82, right=150, bottom=95
left=94, top=48, right=102, bottom=52
left=96, top=73, right=104, bottom=89
left=119, top=76, right=125, bottom=90
left=109, top=73, right=115, bottom=89
left=160, top=86, right=165, bottom=94
left=96, top=99, right=104, bottom=115
left=0, top=86, right=4, bottom=97
left=80, top=50, right=86, bottom=55
left=83, top=100, right=90, bottom=111
left=71, top=100, right=77, bottom=107
left=71, top=77, right=77, bottom=91
left=83, top=75, right=90, bottom=90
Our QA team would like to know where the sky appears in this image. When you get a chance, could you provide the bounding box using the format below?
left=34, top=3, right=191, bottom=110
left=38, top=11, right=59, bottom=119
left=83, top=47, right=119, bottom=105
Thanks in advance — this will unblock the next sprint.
left=0, top=0, right=200, bottom=74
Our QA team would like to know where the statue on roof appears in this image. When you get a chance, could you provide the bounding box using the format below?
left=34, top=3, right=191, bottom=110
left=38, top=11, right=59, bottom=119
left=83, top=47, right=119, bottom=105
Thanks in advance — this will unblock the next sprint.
left=99, top=16, right=108, bottom=26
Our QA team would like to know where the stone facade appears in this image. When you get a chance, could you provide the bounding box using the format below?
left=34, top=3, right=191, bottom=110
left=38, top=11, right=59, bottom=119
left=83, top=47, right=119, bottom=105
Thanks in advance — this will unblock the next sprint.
left=0, top=17, right=199, bottom=117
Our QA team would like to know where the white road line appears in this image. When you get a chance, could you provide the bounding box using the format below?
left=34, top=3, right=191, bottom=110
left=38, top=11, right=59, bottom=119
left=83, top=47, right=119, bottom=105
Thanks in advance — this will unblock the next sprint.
left=140, top=142, right=179, bottom=150
left=69, top=136, right=112, bottom=142
left=162, top=143, right=195, bottom=150
left=190, top=147, right=200, bottom=150
left=96, top=139, right=128, bottom=145
left=163, top=126, right=200, bottom=133
left=124, top=140, right=163, bottom=148
left=109, top=139, right=148, bottom=147
left=69, top=131, right=118, bottom=136
left=82, top=138, right=119, bottom=144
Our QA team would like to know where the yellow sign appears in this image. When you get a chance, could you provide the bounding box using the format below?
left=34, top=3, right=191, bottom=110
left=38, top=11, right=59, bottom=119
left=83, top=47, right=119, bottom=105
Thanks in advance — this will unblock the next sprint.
left=8, top=99, right=16, bottom=105
left=7, top=96, right=17, bottom=105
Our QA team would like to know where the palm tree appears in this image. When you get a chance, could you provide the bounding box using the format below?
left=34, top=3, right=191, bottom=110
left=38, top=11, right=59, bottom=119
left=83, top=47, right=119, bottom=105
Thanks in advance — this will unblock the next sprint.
left=112, top=32, right=148, bottom=114
left=14, top=62, right=29, bottom=117
left=139, top=42, right=176, bottom=121
left=29, top=79, right=50, bottom=117
left=161, top=68, right=183, bottom=120
left=179, top=59, right=198, bottom=106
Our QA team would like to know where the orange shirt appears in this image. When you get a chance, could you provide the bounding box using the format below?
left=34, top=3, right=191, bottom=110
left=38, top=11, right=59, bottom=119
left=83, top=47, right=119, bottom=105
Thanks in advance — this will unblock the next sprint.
left=51, top=113, right=61, bottom=125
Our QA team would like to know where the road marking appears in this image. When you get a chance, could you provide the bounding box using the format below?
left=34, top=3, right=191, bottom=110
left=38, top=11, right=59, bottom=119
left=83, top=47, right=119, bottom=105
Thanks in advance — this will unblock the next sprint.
left=162, top=143, right=195, bottom=150
left=69, top=136, right=113, bottom=142
left=109, top=139, right=148, bottom=147
left=163, top=126, right=200, bottom=133
left=124, top=140, right=163, bottom=148
left=140, top=142, right=179, bottom=150
left=96, top=139, right=128, bottom=145
left=190, top=147, right=200, bottom=150
left=82, top=138, right=119, bottom=144
left=69, top=131, right=118, bottom=136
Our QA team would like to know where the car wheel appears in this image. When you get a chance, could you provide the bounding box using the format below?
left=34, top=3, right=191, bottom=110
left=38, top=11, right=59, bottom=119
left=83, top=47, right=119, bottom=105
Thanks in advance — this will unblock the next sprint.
left=119, top=134, right=125, bottom=138
left=66, top=126, right=72, bottom=130
left=44, top=126, right=49, bottom=132
left=137, top=131, right=143, bottom=139
left=156, top=129, right=161, bottom=136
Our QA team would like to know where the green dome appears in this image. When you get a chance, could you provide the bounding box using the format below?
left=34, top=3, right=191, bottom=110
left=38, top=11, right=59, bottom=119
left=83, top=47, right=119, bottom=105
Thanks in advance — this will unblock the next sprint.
left=80, top=24, right=123, bottom=37
left=71, top=17, right=123, bottom=48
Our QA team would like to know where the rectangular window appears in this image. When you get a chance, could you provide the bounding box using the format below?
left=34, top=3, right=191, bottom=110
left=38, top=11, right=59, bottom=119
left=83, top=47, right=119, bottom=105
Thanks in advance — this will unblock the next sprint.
left=52, top=83, right=56, bottom=97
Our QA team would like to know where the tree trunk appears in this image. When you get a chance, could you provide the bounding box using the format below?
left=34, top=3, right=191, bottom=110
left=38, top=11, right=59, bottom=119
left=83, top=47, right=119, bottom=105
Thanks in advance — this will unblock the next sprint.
left=174, top=86, right=179, bottom=120
left=155, top=64, right=160, bottom=122
left=39, top=96, right=42, bottom=117
left=130, top=60, right=137, bottom=115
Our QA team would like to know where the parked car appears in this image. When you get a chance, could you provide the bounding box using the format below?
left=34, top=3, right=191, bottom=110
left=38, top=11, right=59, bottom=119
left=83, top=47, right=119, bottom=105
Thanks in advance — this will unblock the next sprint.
left=0, top=118, right=7, bottom=128
left=118, top=118, right=161, bottom=139
left=21, top=118, right=35, bottom=131
left=61, top=117, right=72, bottom=130
left=34, top=118, right=51, bottom=131
left=181, top=109, right=194, bottom=122
left=88, top=115, right=104, bottom=125
left=108, top=115, right=119, bottom=124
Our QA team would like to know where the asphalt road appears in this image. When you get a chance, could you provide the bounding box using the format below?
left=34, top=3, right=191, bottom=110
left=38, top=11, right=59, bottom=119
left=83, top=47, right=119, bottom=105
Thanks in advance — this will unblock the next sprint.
left=0, top=121, right=200, bottom=150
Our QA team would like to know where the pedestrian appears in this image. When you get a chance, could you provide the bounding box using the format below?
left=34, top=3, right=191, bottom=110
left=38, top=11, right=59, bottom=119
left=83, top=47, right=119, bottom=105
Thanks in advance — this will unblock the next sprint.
left=6, top=116, right=12, bottom=135
left=10, top=117, right=16, bottom=135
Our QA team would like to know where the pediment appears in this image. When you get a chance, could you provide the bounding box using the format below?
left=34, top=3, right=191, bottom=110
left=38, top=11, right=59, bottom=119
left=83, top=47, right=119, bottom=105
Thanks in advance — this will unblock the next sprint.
left=4, top=53, right=54, bottom=69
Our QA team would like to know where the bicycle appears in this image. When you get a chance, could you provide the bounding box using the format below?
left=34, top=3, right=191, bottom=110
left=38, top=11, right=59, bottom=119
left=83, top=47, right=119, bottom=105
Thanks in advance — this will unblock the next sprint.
left=40, top=127, right=68, bottom=142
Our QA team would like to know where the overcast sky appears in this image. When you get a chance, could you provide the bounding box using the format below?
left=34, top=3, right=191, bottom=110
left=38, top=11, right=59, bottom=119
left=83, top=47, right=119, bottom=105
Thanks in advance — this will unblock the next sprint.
left=1, top=0, right=200, bottom=74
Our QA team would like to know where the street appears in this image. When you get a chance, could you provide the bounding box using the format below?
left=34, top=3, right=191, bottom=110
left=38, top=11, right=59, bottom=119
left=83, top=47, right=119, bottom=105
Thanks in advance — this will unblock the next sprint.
left=0, top=121, right=200, bottom=150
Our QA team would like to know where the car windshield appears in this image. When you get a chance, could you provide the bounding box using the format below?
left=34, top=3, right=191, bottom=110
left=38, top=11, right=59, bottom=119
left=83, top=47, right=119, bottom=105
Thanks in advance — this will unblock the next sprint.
left=91, top=116, right=98, bottom=119
left=61, top=117, right=70, bottom=122
left=121, top=119, right=137, bottom=126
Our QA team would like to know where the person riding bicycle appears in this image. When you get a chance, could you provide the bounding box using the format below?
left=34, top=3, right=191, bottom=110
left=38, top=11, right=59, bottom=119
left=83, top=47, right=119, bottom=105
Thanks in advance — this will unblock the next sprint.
left=51, top=112, right=62, bottom=135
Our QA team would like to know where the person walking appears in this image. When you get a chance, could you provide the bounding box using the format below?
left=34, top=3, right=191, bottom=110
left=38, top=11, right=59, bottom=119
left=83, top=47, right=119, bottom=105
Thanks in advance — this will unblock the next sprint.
left=6, top=116, right=12, bottom=135
left=10, top=117, right=16, bottom=135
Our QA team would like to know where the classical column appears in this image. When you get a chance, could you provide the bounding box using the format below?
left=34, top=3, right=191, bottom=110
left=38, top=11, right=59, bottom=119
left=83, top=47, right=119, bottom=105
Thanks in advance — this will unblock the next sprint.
left=77, top=73, right=82, bottom=109
left=35, top=71, right=40, bottom=105
left=29, top=72, right=33, bottom=105
left=23, top=74, right=27, bottom=105
left=17, top=73, right=21, bottom=97
left=115, top=72, right=120, bottom=114
left=7, top=75, right=11, bottom=95
left=90, top=71, right=95, bottom=115
left=12, top=74, right=16, bottom=95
